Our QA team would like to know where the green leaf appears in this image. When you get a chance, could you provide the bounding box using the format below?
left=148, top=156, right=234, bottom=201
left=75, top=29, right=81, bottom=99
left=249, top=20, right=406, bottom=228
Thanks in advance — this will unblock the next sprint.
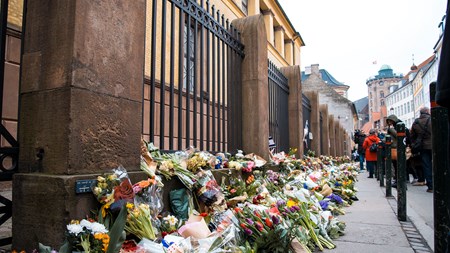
left=106, top=205, right=128, bottom=253
left=38, top=243, right=53, bottom=253
left=58, top=239, right=71, bottom=253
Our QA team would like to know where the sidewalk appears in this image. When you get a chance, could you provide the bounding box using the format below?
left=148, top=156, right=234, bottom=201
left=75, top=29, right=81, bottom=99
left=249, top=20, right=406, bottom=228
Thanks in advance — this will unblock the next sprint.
left=324, top=171, right=433, bottom=253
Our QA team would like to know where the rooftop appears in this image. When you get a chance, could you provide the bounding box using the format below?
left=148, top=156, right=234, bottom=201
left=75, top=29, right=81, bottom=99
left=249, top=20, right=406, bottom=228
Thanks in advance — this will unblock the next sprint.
left=302, top=69, right=350, bottom=88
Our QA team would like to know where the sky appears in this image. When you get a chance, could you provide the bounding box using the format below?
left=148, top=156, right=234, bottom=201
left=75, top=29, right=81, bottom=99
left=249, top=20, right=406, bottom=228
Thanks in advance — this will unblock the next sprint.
left=277, top=0, right=448, bottom=102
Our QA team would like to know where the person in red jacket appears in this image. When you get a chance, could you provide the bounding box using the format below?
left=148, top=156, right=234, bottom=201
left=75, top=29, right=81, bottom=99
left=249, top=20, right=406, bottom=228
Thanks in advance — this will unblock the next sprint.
left=363, top=128, right=381, bottom=178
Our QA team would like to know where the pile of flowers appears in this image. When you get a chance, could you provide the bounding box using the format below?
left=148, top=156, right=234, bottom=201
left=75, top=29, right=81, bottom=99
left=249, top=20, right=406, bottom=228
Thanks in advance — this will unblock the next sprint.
left=38, top=140, right=359, bottom=253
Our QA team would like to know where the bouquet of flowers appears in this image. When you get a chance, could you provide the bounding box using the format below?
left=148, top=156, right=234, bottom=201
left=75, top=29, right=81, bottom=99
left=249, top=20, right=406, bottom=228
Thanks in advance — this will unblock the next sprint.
left=125, top=203, right=158, bottom=240
left=142, top=142, right=197, bottom=190
left=132, top=177, right=164, bottom=221
left=159, top=214, right=182, bottom=237
left=92, top=166, right=135, bottom=216
left=234, top=206, right=297, bottom=253
left=194, top=170, right=227, bottom=212
left=64, top=219, right=110, bottom=253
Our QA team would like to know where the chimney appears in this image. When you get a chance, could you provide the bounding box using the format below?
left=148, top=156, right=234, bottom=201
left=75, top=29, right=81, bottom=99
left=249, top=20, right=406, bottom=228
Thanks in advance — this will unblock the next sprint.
left=311, top=64, right=320, bottom=75
left=305, top=66, right=311, bottom=75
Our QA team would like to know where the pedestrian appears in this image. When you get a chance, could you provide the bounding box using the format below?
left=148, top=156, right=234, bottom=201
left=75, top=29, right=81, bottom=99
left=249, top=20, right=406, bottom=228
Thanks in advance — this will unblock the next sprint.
left=354, top=130, right=366, bottom=172
left=363, top=128, right=380, bottom=178
left=386, top=114, right=413, bottom=187
left=410, top=107, right=433, bottom=193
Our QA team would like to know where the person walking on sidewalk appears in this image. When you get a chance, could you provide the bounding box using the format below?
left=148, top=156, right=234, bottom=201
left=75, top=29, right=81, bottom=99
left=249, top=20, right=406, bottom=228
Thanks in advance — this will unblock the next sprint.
left=410, top=107, right=433, bottom=193
left=386, top=114, right=415, bottom=187
left=354, top=130, right=366, bottom=172
left=363, top=129, right=380, bottom=178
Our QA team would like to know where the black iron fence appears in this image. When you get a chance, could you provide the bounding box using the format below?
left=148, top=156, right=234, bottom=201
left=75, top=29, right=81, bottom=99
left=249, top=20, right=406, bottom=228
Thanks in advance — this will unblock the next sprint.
left=0, top=0, right=25, bottom=246
left=144, top=0, right=245, bottom=153
left=268, top=60, right=289, bottom=153
left=302, top=94, right=311, bottom=154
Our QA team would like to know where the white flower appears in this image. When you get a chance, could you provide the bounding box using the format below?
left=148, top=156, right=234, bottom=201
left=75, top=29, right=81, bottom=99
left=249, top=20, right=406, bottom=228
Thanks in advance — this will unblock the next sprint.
left=79, top=219, right=108, bottom=234
left=89, top=222, right=108, bottom=234
left=67, top=224, right=83, bottom=236
left=163, top=215, right=178, bottom=226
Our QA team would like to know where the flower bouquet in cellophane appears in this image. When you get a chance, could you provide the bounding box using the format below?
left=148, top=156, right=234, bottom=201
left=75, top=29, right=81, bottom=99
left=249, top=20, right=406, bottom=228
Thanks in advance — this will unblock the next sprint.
left=92, top=166, right=135, bottom=217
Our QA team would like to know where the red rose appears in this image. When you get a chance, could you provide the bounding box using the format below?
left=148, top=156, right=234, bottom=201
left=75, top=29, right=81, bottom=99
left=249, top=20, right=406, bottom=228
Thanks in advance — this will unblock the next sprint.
left=114, top=179, right=135, bottom=201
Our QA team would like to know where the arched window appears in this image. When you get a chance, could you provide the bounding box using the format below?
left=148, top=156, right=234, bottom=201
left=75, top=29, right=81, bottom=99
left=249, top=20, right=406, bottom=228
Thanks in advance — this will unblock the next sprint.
left=380, top=91, right=384, bottom=98
left=380, top=99, right=385, bottom=106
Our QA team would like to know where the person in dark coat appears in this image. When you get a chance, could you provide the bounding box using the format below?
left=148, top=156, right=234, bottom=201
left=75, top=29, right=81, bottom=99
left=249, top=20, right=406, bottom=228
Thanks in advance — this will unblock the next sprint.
left=363, top=129, right=380, bottom=178
left=410, top=107, right=433, bottom=193
left=354, top=130, right=366, bottom=171
left=386, top=114, right=417, bottom=187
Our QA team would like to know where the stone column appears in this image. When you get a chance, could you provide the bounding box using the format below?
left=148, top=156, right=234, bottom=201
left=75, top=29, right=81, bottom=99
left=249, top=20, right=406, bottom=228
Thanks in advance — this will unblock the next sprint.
left=304, top=91, right=320, bottom=155
left=284, top=39, right=294, bottom=66
left=329, top=115, right=336, bottom=156
left=261, top=9, right=274, bottom=46
left=339, top=126, right=345, bottom=156
left=281, top=65, right=303, bottom=158
left=232, top=15, right=269, bottom=160
left=336, top=125, right=341, bottom=156
left=248, top=0, right=260, bottom=16
left=13, top=1, right=145, bottom=250
left=320, top=105, right=330, bottom=155
left=274, top=26, right=285, bottom=58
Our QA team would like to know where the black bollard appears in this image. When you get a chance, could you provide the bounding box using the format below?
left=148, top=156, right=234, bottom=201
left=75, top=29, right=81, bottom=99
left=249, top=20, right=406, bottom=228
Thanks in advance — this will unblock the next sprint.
left=385, top=135, right=392, bottom=197
left=378, top=141, right=384, bottom=187
left=376, top=141, right=382, bottom=181
left=396, top=122, right=407, bottom=221
left=430, top=82, right=450, bottom=252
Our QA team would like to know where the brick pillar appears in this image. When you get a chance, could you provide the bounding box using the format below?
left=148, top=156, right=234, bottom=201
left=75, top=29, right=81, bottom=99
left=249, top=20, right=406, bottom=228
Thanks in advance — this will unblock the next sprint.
left=13, top=1, right=145, bottom=250
left=304, top=91, right=320, bottom=155
left=232, top=15, right=270, bottom=160
left=281, top=65, right=303, bottom=158
left=329, top=115, right=336, bottom=156
left=320, top=105, right=330, bottom=155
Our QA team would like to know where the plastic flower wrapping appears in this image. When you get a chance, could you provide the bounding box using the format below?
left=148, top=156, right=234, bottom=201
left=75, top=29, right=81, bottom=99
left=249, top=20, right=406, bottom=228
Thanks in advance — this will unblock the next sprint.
left=40, top=144, right=359, bottom=253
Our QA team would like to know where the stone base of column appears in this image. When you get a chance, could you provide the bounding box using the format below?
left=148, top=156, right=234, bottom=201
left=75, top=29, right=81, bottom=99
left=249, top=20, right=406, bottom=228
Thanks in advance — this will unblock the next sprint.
left=12, top=171, right=148, bottom=251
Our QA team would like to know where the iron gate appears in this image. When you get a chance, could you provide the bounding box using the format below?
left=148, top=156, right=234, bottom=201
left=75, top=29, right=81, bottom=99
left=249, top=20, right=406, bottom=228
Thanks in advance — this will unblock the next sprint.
left=0, top=0, right=25, bottom=246
left=268, top=60, right=289, bottom=153
left=302, top=94, right=311, bottom=154
left=143, top=0, right=245, bottom=153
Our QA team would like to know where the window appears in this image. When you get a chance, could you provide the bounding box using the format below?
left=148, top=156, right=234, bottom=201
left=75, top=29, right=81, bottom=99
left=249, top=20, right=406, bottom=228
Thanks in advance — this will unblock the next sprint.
left=183, top=23, right=195, bottom=93
left=380, top=91, right=384, bottom=98
left=407, top=101, right=410, bottom=112
left=242, top=0, right=248, bottom=14
left=380, top=99, right=384, bottom=106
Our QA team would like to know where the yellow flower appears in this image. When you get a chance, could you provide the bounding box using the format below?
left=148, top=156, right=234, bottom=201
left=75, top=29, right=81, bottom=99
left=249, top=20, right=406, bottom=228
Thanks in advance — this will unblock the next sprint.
left=286, top=199, right=297, bottom=208
left=126, top=202, right=134, bottom=209
left=94, top=233, right=110, bottom=252
left=97, top=176, right=106, bottom=183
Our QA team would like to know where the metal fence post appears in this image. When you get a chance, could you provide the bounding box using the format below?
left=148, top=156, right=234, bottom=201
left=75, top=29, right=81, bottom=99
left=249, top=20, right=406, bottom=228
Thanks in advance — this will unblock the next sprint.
left=385, top=135, right=392, bottom=197
left=378, top=141, right=385, bottom=187
left=396, top=122, right=407, bottom=221
left=376, top=141, right=382, bottom=181
left=430, top=82, right=450, bottom=252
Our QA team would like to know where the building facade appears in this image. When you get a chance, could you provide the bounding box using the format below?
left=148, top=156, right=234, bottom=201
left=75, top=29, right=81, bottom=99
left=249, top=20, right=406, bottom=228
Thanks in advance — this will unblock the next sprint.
left=366, top=65, right=403, bottom=130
